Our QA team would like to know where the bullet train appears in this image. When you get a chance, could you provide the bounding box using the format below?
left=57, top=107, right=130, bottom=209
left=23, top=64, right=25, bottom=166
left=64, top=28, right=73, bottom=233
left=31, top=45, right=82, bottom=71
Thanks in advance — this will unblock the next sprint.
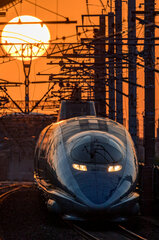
left=34, top=101, right=139, bottom=221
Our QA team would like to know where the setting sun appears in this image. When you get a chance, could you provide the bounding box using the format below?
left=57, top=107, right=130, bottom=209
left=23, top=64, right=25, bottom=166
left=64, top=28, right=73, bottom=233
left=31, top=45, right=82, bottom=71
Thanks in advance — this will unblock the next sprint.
left=1, top=15, right=51, bottom=60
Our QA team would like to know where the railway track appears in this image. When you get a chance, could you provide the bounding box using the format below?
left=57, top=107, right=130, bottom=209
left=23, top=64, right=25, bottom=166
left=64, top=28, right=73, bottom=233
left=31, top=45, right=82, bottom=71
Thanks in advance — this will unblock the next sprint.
left=0, top=182, right=32, bottom=240
left=0, top=184, right=158, bottom=240
left=64, top=220, right=148, bottom=240
left=120, top=216, right=159, bottom=240
left=0, top=182, right=32, bottom=203
left=67, top=222, right=100, bottom=240
left=117, top=224, right=147, bottom=240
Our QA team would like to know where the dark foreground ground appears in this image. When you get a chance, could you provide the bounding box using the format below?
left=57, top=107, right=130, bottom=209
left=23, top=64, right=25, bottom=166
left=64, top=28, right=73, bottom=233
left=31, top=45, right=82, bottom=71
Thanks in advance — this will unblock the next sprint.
left=1, top=185, right=159, bottom=240
left=0, top=186, right=82, bottom=240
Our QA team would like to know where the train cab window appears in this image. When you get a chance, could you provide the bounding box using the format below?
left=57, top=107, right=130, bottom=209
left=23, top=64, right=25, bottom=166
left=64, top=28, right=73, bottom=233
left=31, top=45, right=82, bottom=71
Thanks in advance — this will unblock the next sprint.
left=70, top=133, right=125, bottom=164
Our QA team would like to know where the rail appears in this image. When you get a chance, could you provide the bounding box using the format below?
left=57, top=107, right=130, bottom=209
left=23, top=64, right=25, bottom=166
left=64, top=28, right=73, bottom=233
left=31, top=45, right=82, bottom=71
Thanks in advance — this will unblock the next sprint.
left=117, top=225, right=147, bottom=240
left=0, top=182, right=32, bottom=203
left=64, top=221, right=100, bottom=240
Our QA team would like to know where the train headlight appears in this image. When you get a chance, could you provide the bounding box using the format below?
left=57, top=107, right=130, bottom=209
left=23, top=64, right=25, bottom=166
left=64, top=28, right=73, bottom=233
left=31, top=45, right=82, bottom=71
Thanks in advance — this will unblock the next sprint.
left=107, top=165, right=122, bottom=172
left=72, top=164, right=87, bottom=171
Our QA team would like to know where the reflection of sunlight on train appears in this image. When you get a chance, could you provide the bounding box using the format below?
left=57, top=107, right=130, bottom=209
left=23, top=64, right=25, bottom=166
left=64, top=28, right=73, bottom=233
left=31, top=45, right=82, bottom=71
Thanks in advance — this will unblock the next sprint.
left=34, top=101, right=139, bottom=222
left=1, top=15, right=50, bottom=60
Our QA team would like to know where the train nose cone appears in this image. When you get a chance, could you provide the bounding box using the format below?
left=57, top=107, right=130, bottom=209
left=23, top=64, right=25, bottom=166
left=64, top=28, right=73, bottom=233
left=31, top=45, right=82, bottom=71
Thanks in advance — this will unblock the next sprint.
left=69, top=131, right=124, bottom=205
left=74, top=171, right=121, bottom=204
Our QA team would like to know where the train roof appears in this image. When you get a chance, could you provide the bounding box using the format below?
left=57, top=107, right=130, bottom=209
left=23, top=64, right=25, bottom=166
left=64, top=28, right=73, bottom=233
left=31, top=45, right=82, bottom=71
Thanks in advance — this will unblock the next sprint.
left=59, top=116, right=126, bottom=145
left=57, top=100, right=96, bottom=121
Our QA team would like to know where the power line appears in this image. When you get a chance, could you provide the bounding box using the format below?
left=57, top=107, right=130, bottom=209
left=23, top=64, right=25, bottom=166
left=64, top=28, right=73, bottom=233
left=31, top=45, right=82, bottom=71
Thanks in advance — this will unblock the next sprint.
left=24, top=0, right=69, bottom=21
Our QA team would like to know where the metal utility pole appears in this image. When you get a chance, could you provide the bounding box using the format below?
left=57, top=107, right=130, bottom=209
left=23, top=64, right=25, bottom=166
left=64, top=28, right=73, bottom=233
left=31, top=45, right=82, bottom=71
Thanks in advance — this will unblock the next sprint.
left=115, top=0, right=123, bottom=124
left=142, top=0, right=155, bottom=214
left=108, top=12, right=115, bottom=120
left=94, top=15, right=106, bottom=117
left=22, top=59, right=32, bottom=114
left=128, top=0, right=137, bottom=146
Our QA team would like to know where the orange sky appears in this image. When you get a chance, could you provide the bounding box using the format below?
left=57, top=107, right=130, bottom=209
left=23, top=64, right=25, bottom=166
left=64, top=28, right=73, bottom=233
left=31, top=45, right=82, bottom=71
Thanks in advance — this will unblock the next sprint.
left=0, top=0, right=159, bottom=137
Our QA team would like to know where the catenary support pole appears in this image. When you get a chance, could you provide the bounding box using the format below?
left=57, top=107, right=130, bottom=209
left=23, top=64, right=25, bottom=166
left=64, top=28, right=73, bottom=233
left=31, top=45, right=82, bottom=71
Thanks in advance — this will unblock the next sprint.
left=115, top=0, right=123, bottom=124
left=94, top=15, right=106, bottom=117
left=141, top=0, right=155, bottom=214
left=108, top=12, right=115, bottom=120
left=128, top=0, right=137, bottom=146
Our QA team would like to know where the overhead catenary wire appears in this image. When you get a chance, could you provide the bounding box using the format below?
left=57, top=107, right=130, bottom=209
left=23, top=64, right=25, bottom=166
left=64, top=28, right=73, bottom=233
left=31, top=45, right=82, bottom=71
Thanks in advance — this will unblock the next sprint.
left=24, top=0, right=69, bottom=20
left=98, top=0, right=106, bottom=11
left=12, top=1, right=19, bottom=17
left=0, top=30, right=46, bottom=43
left=0, top=1, right=159, bottom=119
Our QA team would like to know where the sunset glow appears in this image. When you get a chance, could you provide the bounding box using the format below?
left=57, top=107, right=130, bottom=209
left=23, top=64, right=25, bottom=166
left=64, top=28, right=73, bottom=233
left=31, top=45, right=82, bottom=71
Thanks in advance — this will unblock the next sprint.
left=1, top=15, right=51, bottom=60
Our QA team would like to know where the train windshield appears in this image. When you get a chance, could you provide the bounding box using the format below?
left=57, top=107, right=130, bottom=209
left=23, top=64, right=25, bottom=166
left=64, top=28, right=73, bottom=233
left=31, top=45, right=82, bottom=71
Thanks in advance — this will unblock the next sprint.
left=70, top=133, right=124, bottom=164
